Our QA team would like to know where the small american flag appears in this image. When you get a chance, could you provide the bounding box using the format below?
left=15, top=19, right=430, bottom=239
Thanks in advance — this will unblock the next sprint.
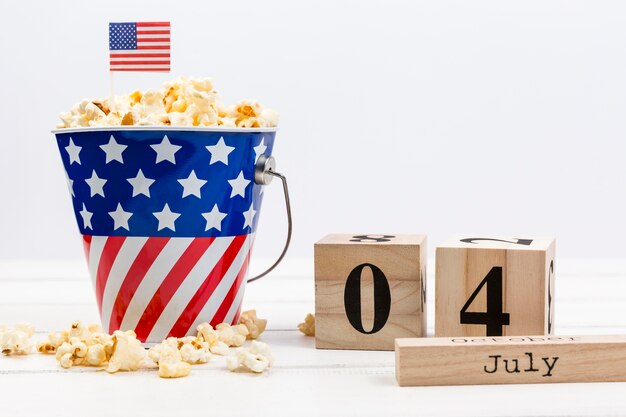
left=109, top=22, right=171, bottom=72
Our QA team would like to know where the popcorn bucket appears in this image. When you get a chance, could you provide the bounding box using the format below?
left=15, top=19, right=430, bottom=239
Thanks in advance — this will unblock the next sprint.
left=52, top=127, right=291, bottom=343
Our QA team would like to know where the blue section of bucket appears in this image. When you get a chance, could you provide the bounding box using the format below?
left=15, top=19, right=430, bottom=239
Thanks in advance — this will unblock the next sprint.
left=54, top=129, right=276, bottom=238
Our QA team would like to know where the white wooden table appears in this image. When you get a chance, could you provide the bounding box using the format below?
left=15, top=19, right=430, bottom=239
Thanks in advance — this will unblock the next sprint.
left=2, top=259, right=626, bottom=417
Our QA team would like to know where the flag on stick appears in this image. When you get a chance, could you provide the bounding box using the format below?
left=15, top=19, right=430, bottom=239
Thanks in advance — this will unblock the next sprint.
left=109, top=22, right=171, bottom=72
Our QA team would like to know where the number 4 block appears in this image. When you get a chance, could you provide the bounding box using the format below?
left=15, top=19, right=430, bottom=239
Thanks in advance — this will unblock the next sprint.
left=315, top=234, right=427, bottom=350
left=435, top=236, right=556, bottom=337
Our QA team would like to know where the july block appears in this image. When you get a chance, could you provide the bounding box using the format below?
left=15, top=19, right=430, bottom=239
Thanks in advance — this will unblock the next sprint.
left=315, top=234, right=427, bottom=351
left=435, top=236, right=556, bottom=338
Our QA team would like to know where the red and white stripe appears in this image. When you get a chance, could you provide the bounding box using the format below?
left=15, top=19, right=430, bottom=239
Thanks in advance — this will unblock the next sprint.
left=83, top=234, right=253, bottom=343
left=110, top=22, right=170, bottom=72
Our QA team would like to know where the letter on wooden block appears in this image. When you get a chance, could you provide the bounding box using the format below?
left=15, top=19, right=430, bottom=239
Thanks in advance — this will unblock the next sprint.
left=314, top=234, right=427, bottom=351
left=435, top=236, right=556, bottom=337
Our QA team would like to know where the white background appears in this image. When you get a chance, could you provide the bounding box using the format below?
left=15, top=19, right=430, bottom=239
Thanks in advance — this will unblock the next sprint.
left=1, top=0, right=625, bottom=263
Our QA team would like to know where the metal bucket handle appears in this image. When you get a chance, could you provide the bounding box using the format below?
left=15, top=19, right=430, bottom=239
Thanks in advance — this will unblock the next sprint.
left=247, top=154, right=292, bottom=283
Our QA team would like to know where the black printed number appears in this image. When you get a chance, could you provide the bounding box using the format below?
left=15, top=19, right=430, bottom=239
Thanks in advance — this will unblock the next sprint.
left=344, top=263, right=391, bottom=334
left=460, top=266, right=510, bottom=336
left=350, top=235, right=396, bottom=243
left=460, top=237, right=533, bottom=246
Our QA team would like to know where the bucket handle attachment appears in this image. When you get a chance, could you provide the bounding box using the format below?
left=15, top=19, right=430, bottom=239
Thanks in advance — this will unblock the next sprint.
left=247, top=155, right=292, bottom=283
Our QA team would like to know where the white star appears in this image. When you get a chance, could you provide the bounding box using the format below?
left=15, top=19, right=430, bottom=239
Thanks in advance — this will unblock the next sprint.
left=108, top=203, right=133, bottom=231
left=227, top=171, right=251, bottom=198
left=79, top=203, right=93, bottom=230
left=65, top=138, right=82, bottom=165
left=242, top=203, right=257, bottom=230
left=150, top=135, right=182, bottom=164
left=202, top=204, right=228, bottom=231
left=153, top=203, right=181, bottom=231
left=100, top=135, right=127, bottom=164
left=253, top=138, right=267, bottom=161
left=178, top=170, right=207, bottom=198
left=206, top=137, right=235, bottom=165
left=65, top=171, right=74, bottom=197
left=127, top=169, right=155, bottom=197
left=85, top=170, right=107, bottom=197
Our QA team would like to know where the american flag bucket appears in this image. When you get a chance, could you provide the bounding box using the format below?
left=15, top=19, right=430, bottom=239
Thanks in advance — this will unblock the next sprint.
left=52, top=127, right=291, bottom=343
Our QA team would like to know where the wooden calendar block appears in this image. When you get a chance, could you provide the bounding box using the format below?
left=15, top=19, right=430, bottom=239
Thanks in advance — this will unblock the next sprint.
left=396, top=335, right=626, bottom=386
left=315, top=234, right=427, bottom=351
left=435, top=236, right=556, bottom=338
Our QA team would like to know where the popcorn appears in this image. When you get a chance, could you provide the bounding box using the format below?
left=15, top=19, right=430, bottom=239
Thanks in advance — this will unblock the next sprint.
left=59, top=353, right=74, bottom=368
left=298, top=313, right=315, bottom=337
left=55, top=342, right=74, bottom=368
left=105, top=330, right=146, bottom=373
left=20, top=313, right=273, bottom=378
left=179, top=341, right=211, bottom=365
left=197, top=323, right=240, bottom=356
left=238, top=310, right=267, bottom=340
left=69, top=321, right=94, bottom=340
left=57, top=76, right=278, bottom=128
left=248, top=339, right=274, bottom=365
left=39, top=321, right=110, bottom=356
left=226, top=341, right=274, bottom=373
left=149, top=336, right=211, bottom=367
left=70, top=338, right=88, bottom=358
left=159, top=359, right=192, bottom=378
left=44, top=321, right=115, bottom=369
left=149, top=338, right=192, bottom=378
left=210, top=341, right=230, bottom=356
left=0, top=322, right=35, bottom=355
left=86, top=344, right=107, bottom=366
left=215, top=323, right=249, bottom=347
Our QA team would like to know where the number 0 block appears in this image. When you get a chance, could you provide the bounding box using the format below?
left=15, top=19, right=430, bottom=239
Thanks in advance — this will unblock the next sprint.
left=315, top=234, right=427, bottom=351
left=435, top=236, right=556, bottom=338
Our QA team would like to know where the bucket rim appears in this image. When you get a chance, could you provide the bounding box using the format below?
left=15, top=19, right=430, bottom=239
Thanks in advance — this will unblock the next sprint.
left=51, top=126, right=279, bottom=134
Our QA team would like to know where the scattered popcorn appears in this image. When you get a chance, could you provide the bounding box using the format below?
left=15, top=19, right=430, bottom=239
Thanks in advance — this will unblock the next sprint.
left=36, top=330, right=69, bottom=354
left=226, top=341, right=274, bottom=374
left=54, top=335, right=103, bottom=369
left=196, top=322, right=242, bottom=355
left=298, top=313, right=316, bottom=337
left=55, top=342, right=74, bottom=368
left=150, top=338, right=192, bottom=378
left=13, top=313, right=272, bottom=378
left=210, top=341, right=230, bottom=356
left=86, top=344, right=107, bottom=366
left=0, top=322, right=35, bottom=355
left=106, top=330, right=146, bottom=373
left=238, top=310, right=267, bottom=340
left=88, top=332, right=115, bottom=357
left=57, top=76, right=279, bottom=129
left=43, top=321, right=114, bottom=369
left=215, top=323, right=249, bottom=347
left=71, top=322, right=102, bottom=339
left=70, top=338, right=88, bottom=358
left=149, top=336, right=212, bottom=367
left=179, top=341, right=211, bottom=365
left=59, top=352, right=74, bottom=369
left=159, top=358, right=192, bottom=379
left=147, top=342, right=164, bottom=365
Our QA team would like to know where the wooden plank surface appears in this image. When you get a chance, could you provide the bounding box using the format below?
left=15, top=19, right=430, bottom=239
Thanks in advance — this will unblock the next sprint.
left=1, top=259, right=626, bottom=417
